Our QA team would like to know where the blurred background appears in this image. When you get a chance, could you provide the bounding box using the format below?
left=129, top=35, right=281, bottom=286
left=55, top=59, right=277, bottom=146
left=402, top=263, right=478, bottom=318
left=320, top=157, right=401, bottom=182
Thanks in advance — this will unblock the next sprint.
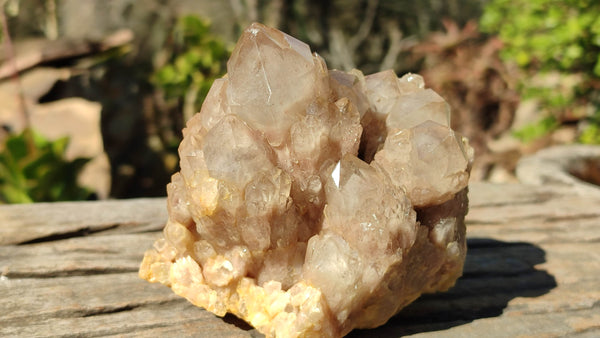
left=0, top=0, right=599, bottom=203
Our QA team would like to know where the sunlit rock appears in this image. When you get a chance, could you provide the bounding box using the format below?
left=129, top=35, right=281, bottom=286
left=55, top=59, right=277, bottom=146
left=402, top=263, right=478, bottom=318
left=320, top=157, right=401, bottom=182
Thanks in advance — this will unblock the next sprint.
left=140, top=22, right=474, bottom=338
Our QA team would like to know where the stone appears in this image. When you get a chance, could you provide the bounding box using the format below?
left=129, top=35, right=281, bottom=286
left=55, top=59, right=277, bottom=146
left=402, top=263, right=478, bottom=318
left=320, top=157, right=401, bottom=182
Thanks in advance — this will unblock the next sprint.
left=516, top=144, right=600, bottom=197
left=139, top=22, right=474, bottom=337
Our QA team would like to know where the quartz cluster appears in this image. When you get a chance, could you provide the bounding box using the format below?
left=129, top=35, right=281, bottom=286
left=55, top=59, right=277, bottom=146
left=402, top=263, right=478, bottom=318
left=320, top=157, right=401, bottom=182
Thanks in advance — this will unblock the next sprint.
left=139, top=23, right=474, bottom=337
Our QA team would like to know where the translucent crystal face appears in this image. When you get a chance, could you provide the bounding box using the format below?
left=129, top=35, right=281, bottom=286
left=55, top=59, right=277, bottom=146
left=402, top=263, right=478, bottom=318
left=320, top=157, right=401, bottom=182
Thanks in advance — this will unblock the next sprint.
left=140, top=22, right=473, bottom=338
left=226, top=24, right=328, bottom=147
left=373, top=120, right=472, bottom=207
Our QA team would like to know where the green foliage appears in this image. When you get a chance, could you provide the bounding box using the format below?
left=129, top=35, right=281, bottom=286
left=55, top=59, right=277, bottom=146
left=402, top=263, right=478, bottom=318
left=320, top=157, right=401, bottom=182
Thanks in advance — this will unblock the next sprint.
left=481, top=0, right=600, bottom=143
left=153, top=16, right=230, bottom=114
left=481, top=0, right=600, bottom=75
left=0, top=129, right=92, bottom=203
left=513, top=116, right=559, bottom=143
left=579, top=111, right=600, bottom=144
left=579, top=123, right=600, bottom=144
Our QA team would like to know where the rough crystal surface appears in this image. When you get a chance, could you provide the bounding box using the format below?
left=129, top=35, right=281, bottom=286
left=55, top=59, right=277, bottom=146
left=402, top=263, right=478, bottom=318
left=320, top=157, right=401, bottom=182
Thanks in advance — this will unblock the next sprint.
left=140, top=22, right=474, bottom=338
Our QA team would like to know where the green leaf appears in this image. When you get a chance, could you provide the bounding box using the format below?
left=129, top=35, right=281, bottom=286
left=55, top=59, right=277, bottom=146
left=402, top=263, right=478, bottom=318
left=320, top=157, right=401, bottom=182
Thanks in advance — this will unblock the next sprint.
left=5, top=135, right=28, bottom=160
left=51, top=136, right=70, bottom=156
left=513, top=116, right=559, bottom=143
left=152, top=14, right=230, bottom=113
left=579, top=123, right=600, bottom=144
left=0, top=184, right=33, bottom=204
left=0, top=128, right=93, bottom=203
left=154, top=65, right=177, bottom=84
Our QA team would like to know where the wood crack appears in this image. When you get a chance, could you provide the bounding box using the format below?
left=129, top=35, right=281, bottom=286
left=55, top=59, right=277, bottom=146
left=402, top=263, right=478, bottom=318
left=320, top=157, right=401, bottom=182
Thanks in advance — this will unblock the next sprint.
left=80, top=304, right=142, bottom=318
left=16, top=224, right=120, bottom=245
left=544, top=213, right=600, bottom=223
left=3, top=267, right=138, bottom=279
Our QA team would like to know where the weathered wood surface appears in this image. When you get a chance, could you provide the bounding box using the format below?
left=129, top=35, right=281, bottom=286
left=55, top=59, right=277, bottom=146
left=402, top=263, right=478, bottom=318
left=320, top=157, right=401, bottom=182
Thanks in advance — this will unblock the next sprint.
left=1, top=182, right=599, bottom=337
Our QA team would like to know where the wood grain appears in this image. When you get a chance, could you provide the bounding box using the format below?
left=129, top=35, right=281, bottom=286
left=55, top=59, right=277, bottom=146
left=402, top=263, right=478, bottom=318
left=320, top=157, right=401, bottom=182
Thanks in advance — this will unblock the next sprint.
left=1, top=182, right=599, bottom=337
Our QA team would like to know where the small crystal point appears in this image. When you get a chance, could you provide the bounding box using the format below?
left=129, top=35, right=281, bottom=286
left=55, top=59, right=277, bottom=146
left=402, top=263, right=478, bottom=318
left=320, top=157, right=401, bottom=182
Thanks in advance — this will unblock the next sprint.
left=140, top=22, right=473, bottom=338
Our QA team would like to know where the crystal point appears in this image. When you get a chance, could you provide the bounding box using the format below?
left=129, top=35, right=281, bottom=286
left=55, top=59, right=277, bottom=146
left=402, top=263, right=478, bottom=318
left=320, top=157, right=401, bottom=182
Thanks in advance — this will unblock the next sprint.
left=140, top=22, right=473, bottom=338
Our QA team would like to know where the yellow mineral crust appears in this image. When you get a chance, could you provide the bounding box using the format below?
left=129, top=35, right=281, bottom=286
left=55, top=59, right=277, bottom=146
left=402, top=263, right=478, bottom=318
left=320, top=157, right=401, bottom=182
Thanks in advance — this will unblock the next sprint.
left=141, top=249, right=338, bottom=337
left=140, top=22, right=473, bottom=337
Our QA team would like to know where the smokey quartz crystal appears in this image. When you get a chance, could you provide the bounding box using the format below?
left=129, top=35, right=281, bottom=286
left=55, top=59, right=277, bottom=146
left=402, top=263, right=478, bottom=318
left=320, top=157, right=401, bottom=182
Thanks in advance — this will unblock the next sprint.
left=139, top=22, right=474, bottom=337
